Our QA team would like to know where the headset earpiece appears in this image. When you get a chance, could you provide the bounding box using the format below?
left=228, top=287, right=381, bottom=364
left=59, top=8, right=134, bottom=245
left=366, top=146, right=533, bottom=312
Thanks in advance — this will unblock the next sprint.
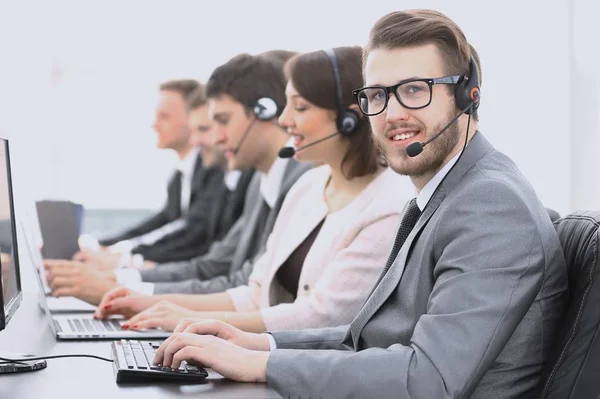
left=455, top=56, right=481, bottom=114
left=323, top=48, right=360, bottom=136
left=253, top=97, right=278, bottom=121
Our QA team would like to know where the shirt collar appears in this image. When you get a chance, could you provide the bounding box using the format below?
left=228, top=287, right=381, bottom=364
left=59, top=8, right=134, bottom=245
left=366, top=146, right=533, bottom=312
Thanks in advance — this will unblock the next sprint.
left=224, top=170, right=242, bottom=191
left=259, top=151, right=290, bottom=209
left=416, top=149, right=462, bottom=211
left=176, top=147, right=200, bottom=178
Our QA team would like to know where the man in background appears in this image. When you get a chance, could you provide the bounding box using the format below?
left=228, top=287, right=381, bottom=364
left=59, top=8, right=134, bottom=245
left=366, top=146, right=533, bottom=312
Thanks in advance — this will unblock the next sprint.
left=91, top=79, right=225, bottom=264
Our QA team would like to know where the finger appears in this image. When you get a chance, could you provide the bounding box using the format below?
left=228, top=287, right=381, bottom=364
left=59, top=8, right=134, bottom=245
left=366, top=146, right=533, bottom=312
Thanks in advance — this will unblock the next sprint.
left=98, top=288, right=130, bottom=312
left=153, top=334, right=179, bottom=365
left=45, top=261, right=79, bottom=271
left=171, top=346, right=206, bottom=370
left=124, top=309, right=152, bottom=327
left=53, top=287, right=78, bottom=297
left=49, top=276, right=76, bottom=291
left=43, top=259, right=64, bottom=269
left=162, top=333, right=202, bottom=367
left=183, top=319, right=225, bottom=336
left=103, top=297, right=138, bottom=317
left=174, top=319, right=195, bottom=333
left=46, top=265, right=80, bottom=280
left=131, top=318, right=164, bottom=331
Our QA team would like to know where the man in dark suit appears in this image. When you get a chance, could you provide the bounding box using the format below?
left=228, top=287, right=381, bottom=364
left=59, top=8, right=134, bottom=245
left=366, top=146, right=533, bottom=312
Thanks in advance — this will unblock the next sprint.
left=184, top=86, right=255, bottom=246
left=94, top=79, right=225, bottom=264
left=150, top=10, right=569, bottom=399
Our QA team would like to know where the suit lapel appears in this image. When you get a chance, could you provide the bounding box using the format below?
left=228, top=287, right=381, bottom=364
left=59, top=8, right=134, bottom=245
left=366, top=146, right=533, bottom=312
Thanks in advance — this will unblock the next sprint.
left=348, top=131, right=494, bottom=348
left=349, top=187, right=447, bottom=346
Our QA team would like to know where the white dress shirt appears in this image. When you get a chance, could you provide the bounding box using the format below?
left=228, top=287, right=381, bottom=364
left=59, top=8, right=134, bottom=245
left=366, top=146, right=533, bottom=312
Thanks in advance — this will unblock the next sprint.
left=116, top=152, right=289, bottom=295
left=415, top=150, right=461, bottom=211
left=224, top=170, right=242, bottom=192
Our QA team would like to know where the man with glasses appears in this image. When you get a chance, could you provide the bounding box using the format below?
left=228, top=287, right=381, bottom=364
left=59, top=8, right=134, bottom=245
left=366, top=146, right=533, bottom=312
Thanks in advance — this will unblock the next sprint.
left=149, top=9, right=568, bottom=399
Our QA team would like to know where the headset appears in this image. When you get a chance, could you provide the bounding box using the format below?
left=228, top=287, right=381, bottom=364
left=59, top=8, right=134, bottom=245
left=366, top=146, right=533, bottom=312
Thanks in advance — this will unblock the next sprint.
left=252, top=97, right=279, bottom=121
left=323, top=48, right=360, bottom=136
left=454, top=56, right=481, bottom=115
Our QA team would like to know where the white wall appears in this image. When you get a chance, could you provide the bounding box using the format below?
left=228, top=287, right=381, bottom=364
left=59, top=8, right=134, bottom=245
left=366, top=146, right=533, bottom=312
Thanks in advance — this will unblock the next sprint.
left=570, top=0, right=600, bottom=212
left=0, top=0, right=596, bottom=217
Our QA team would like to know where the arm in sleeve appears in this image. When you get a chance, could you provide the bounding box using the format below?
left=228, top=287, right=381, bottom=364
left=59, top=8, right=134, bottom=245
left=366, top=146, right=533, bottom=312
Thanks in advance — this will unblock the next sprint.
left=139, top=217, right=244, bottom=283
left=132, top=171, right=225, bottom=263
left=151, top=256, right=257, bottom=295
left=98, top=209, right=170, bottom=246
left=259, top=214, right=400, bottom=331
left=266, top=180, right=547, bottom=399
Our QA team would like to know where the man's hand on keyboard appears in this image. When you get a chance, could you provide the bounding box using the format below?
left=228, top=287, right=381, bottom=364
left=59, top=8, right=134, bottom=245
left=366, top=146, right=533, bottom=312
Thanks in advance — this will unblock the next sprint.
left=154, top=332, right=269, bottom=383
left=174, top=319, right=271, bottom=351
left=44, top=259, right=117, bottom=305
left=124, top=301, right=197, bottom=331
left=95, top=287, right=160, bottom=319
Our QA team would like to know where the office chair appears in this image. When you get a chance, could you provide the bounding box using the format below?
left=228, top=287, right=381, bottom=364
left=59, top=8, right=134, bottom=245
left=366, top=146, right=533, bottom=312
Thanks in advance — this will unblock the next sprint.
left=535, top=210, right=600, bottom=398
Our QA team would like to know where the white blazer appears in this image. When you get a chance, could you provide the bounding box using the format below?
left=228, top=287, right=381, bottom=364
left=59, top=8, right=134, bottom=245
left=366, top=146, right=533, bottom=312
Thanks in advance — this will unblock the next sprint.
left=226, top=165, right=415, bottom=331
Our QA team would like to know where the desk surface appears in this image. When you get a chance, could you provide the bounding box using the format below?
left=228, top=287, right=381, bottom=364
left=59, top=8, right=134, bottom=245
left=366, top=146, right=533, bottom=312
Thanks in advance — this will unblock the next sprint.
left=0, top=263, right=281, bottom=399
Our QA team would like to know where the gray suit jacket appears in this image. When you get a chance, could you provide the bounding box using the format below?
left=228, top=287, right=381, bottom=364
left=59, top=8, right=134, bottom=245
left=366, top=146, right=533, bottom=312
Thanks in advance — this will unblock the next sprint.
left=267, top=133, right=568, bottom=399
left=140, top=159, right=311, bottom=294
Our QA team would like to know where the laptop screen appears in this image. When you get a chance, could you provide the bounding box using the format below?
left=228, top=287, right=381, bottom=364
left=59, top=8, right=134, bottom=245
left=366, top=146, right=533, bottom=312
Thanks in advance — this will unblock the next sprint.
left=0, top=137, right=22, bottom=330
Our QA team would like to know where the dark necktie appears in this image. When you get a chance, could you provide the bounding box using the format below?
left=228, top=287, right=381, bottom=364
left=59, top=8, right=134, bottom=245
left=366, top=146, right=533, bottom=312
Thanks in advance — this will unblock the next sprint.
left=384, top=198, right=422, bottom=271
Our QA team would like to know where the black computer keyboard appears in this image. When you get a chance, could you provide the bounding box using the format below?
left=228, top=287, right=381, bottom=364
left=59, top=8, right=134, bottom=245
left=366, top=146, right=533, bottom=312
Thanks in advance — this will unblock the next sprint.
left=111, top=340, right=208, bottom=383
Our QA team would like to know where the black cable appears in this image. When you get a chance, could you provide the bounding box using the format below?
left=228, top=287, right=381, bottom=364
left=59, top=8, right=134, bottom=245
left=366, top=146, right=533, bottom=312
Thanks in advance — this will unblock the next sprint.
left=0, top=354, right=113, bottom=365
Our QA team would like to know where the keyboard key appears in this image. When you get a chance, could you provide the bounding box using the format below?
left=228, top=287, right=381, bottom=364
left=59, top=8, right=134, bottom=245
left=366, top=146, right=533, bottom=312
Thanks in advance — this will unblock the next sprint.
left=120, top=340, right=135, bottom=369
left=82, top=319, right=95, bottom=332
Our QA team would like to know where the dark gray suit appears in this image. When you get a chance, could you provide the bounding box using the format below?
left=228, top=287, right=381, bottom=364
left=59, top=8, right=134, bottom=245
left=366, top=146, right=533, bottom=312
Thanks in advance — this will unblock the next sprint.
left=140, top=159, right=311, bottom=295
left=267, top=133, right=568, bottom=399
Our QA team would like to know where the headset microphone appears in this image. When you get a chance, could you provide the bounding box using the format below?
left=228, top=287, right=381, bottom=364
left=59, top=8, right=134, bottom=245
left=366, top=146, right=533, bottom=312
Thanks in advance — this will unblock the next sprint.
left=232, top=118, right=257, bottom=155
left=278, top=131, right=341, bottom=159
left=405, top=92, right=480, bottom=158
left=232, top=97, right=279, bottom=155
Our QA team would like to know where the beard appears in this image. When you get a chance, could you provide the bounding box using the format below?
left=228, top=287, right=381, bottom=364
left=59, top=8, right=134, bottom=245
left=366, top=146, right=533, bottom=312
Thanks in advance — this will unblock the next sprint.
left=374, top=110, right=461, bottom=179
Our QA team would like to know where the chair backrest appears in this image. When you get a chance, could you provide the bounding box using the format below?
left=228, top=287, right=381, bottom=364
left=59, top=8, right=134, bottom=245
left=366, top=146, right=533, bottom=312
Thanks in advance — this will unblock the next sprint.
left=535, top=210, right=600, bottom=398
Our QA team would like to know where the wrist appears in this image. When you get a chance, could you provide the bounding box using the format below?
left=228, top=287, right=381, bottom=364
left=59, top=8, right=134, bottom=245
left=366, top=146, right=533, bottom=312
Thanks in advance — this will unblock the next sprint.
left=245, top=333, right=271, bottom=352
left=252, top=351, right=270, bottom=383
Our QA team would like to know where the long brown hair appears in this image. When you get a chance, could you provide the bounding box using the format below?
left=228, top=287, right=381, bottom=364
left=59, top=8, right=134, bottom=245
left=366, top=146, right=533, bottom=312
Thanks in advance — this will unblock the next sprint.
left=285, top=46, right=382, bottom=179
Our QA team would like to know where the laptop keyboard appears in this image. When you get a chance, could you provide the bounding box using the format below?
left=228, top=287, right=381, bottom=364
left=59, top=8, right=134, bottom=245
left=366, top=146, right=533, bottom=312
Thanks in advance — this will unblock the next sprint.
left=111, top=340, right=208, bottom=383
left=68, top=318, right=121, bottom=333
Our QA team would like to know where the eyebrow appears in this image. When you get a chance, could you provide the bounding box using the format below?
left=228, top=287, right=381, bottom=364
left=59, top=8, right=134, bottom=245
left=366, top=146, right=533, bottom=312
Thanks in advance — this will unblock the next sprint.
left=367, top=76, right=423, bottom=87
left=212, top=112, right=229, bottom=120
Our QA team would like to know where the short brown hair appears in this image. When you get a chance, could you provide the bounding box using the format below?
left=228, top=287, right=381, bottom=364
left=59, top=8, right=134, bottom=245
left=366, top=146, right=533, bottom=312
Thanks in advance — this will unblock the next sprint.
left=159, top=79, right=200, bottom=102
left=259, top=49, right=298, bottom=65
left=365, top=9, right=482, bottom=121
left=186, top=84, right=207, bottom=112
left=285, top=46, right=383, bottom=179
left=205, top=54, right=287, bottom=117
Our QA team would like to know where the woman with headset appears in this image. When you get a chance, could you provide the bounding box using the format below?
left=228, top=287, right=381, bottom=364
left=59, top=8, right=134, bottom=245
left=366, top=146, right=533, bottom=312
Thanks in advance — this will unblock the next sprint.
left=95, top=46, right=414, bottom=333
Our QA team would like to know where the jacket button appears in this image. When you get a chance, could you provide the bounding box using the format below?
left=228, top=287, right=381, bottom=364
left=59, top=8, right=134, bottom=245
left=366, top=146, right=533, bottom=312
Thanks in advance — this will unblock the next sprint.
left=303, top=284, right=310, bottom=291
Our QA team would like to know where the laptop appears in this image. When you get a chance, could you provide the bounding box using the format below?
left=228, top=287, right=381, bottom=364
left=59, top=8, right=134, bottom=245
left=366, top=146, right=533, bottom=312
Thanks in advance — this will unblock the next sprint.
left=16, top=221, right=169, bottom=340
left=30, top=244, right=172, bottom=340
left=19, top=219, right=97, bottom=313
left=35, top=200, right=82, bottom=260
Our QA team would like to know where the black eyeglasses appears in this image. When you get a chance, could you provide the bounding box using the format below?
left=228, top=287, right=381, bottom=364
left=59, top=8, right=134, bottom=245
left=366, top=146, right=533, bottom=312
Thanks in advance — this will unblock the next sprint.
left=352, top=75, right=464, bottom=116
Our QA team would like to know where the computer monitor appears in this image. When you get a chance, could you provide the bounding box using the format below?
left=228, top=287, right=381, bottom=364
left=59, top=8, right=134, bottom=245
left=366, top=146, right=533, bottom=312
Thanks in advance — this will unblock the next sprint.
left=0, top=136, right=21, bottom=331
left=0, top=135, right=46, bottom=374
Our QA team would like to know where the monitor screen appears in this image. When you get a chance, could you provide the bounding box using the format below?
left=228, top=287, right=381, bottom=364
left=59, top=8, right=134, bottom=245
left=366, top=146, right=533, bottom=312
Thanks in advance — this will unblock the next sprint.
left=0, top=137, right=21, bottom=331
